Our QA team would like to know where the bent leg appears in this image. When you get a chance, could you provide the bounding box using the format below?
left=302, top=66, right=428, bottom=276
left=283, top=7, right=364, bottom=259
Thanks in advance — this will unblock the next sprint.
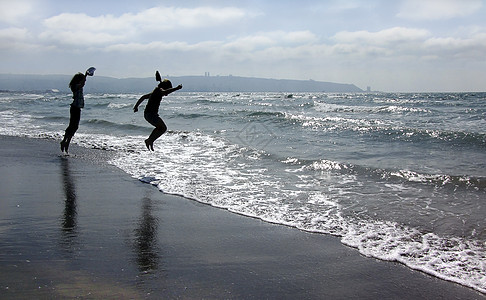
left=145, top=119, right=167, bottom=151
left=149, top=120, right=167, bottom=141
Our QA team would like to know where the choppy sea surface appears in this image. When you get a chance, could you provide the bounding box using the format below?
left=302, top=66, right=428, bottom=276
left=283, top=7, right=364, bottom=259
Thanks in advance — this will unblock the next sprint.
left=0, top=90, right=485, bottom=293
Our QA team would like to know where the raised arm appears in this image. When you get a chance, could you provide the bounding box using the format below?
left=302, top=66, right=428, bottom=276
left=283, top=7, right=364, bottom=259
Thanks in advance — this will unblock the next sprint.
left=161, top=84, right=183, bottom=96
left=133, top=93, right=151, bottom=112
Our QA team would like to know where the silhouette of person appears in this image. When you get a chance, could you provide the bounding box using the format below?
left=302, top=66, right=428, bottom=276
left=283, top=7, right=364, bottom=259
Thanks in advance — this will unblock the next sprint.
left=133, top=71, right=182, bottom=151
left=60, top=67, right=96, bottom=153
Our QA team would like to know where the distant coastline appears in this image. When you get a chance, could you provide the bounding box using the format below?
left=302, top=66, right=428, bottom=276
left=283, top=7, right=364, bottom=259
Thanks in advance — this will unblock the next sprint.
left=0, top=74, right=362, bottom=93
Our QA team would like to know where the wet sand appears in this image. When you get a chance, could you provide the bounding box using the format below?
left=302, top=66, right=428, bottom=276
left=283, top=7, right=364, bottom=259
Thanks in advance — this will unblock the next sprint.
left=0, top=135, right=484, bottom=299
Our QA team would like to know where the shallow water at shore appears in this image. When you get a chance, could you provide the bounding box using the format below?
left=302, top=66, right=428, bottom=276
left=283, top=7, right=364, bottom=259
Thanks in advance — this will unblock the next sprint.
left=1, top=136, right=484, bottom=299
left=0, top=91, right=485, bottom=293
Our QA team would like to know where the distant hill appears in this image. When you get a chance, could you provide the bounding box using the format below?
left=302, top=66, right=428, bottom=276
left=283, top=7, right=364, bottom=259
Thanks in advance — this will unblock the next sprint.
left=0, top=74, right=362, bottom=93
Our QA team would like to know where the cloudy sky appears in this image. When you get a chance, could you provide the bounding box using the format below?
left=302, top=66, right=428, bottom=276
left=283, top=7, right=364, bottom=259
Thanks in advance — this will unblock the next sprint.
left=1, top=0, right=485, bottom=92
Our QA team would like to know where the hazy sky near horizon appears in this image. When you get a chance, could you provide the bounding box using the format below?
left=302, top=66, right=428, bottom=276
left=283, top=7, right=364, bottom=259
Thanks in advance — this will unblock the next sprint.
left=1, top=0, right=486, bottom=92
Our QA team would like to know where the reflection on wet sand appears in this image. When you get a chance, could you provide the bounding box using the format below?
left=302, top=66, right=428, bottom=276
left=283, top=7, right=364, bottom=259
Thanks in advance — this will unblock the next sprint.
left=60, top=157, right=78, bottom=250
left=133, top=197, right=160, bottom=274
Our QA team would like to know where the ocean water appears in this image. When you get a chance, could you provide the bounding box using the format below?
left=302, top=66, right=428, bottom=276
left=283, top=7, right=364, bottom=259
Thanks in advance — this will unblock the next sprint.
left=0, top=90, right=485, bottom=293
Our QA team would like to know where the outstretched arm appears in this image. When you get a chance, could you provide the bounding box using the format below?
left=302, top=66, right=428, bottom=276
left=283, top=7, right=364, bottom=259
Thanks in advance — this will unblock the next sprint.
left=161, top=84, right=183, bottom=96
left=134, top=93, right=151, bottom=112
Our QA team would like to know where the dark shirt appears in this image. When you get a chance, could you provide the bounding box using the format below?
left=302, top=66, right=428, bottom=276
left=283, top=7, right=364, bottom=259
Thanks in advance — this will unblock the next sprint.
left=145, top=87, right=163, bottom=114
left=71, top=84, right=84, bottom=108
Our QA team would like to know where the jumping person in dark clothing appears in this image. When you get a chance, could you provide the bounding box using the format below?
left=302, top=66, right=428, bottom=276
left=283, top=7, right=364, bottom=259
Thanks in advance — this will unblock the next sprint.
left=60, top=67, right=96, bottom=153
left=133, top=71, right=182, bottom=151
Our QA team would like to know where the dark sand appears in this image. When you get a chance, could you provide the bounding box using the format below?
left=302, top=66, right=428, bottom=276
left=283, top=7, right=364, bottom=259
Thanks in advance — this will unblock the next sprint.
left=0, top=135, right=484, bottom=299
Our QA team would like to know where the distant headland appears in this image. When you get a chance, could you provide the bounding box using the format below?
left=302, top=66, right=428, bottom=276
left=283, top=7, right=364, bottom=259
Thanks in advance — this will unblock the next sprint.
left=0, top=74, right=363, bottom=93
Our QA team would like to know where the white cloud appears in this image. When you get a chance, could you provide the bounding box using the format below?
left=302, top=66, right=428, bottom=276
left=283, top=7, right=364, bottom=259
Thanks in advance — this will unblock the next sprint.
left=423, top=33, right=486, bottom=59
left=330, top=27, right=431, bottom=58
left=222, top=31, right=317, bottom=53
left=1, top=1, right=485, bottom=91
left=103, top=30, right=318, bottom=60
left=0, top=0, right=34, bottom=24
left=328, top=26, right=486, bottom=63
left=397, top=0, right=482, bottom=20
left=104, top=40, right=213, bottom=52
left=39, top=30, right=125, bottom=47
left=96, top=25, right=486, bottom=68
left=163, top=6, right=249, bottom=28
left=0, top=27, right=29, bottom=40
left=44, top=13, right=130, bottom=33
left=282, top=31, right=318, bottom=44
left=40, top=6, right=250, bottom=47
left=223, top=35, right=275, bottom=52
left=0, top=27, right=32, bottom=50
left=333, top=27, right=430, bottom=45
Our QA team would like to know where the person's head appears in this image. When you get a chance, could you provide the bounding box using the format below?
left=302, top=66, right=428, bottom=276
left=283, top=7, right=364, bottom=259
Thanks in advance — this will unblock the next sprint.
left=158, top=79, right=172, bottom=90
left=69, top=73, right=86, bottom=91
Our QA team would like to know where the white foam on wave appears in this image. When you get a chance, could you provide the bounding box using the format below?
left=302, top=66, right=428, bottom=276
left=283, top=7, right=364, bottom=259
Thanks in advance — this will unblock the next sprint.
left=107, top=131, right=486, bottom=294
left=0, top=110, right=39, bottom=137
left=314, top=102, right=358, bottom=113
left=284, top=111, right=387, bottom=132
left=341, top=223, right=486, bottom=294
left=0, top=107, right=484, bottom=294
left=314, top=101, right=430, bottom=114
left=107, top=102, right=132, bottom=109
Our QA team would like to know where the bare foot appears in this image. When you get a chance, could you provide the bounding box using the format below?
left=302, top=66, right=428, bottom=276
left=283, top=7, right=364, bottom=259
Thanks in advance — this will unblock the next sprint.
left=145, top=139, right=154, bottom=151
left=60, top=140, right=70, bottom=153
left=64, top=141, right=70, bottom=154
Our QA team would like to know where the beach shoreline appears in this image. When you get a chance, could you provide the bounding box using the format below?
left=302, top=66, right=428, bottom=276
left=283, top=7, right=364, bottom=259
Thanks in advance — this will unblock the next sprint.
left=0, top=135, right=483, bottom=299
